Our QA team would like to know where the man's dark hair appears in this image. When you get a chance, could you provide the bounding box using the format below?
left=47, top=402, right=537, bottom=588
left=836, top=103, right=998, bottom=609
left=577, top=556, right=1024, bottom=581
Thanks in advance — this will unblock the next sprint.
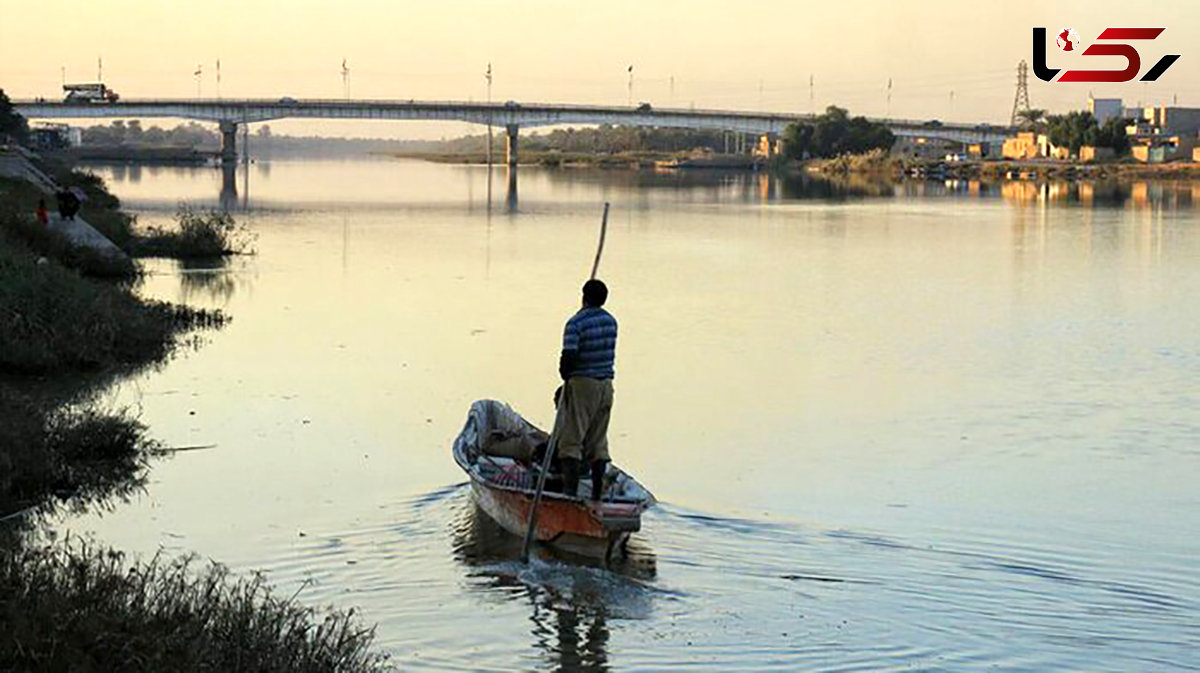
left=582, top=279, right=608, bottom=307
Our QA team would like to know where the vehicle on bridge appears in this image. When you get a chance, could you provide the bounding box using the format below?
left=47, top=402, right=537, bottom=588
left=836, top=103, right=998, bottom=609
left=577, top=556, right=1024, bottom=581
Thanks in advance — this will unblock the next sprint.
left=63, top=83, right=120, bottom=103
left=636, top=102, right=652, bottom=112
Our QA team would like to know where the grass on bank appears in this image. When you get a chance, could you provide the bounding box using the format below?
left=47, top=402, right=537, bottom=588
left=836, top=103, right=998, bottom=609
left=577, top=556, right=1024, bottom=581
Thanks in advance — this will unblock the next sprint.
left=0, top=224, right=224, bottom=375
left=0, top=390, right=154, bottom=520
left=0, top=543, right=387, bottom=673
left=0, top=209, right=135, bottom=278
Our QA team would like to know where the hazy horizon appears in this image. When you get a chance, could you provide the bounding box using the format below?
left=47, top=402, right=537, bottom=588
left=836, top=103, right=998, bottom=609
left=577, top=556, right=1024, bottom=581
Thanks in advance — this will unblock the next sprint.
left=3, top=0, right=1198, bottom=139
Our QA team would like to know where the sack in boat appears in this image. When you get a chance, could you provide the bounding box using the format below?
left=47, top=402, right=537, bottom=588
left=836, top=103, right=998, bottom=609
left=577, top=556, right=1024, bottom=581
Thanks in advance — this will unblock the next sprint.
left=482, top=428, right=548, bottom=463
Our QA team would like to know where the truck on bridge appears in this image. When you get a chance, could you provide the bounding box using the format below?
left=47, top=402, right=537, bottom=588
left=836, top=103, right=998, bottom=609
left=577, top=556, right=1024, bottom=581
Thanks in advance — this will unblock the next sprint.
left=63, top=83, right=120, bottom=103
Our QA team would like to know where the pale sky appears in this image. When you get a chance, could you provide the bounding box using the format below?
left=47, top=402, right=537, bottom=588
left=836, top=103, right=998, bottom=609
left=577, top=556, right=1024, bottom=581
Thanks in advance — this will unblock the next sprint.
left=2, top=0, right=1198, bottom=138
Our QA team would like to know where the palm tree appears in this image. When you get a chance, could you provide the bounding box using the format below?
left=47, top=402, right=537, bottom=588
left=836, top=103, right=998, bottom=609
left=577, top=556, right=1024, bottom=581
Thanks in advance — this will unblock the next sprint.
left=1016, top=108, right=1046, bottom=130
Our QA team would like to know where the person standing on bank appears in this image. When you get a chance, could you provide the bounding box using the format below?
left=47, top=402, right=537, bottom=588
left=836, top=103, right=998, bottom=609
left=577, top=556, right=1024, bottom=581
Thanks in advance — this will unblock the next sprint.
left=554, top=278, right=618, bottom=501
left=35, top=199, right=49, bottom=226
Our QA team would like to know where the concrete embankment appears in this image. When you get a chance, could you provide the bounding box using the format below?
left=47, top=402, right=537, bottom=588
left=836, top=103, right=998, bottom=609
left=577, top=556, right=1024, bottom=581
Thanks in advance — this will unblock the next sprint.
left=45, top=214, right=127, bottom=259
left=0, top=147, right=130, bottom=263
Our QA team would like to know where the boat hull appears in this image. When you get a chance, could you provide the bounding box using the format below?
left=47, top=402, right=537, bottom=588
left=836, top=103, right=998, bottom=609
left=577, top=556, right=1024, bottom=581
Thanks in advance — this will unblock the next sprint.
left=470, top=481, right=628, bottom=557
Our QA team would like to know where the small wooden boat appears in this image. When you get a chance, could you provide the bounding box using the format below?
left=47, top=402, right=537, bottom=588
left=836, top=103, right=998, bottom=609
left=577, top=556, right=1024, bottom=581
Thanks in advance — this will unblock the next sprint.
left=452, top=399, right=655, bottom=559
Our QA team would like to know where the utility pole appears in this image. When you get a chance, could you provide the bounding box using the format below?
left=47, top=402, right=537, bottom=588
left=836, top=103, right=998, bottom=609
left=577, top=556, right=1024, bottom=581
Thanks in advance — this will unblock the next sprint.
left=1011, top=59, right=1031, bottom=127
left=809, top=74, right=814, bottom=114
left=341, top=58, right=350, bottom=99
left=627, top=65, right=634, bottom=106
left=216, top=59, right=221, bottom=99
left=887, top=77, right=892, bottom=118
left=194, top=64, right=202, bottom=97
left=669, top=75, right=675, bottom=106
left=97, top=56, right=102, bottom=83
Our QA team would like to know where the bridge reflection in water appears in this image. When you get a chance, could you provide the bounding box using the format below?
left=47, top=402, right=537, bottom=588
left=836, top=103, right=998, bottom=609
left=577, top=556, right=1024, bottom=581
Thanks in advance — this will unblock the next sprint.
left=126, top=158, right=1200, bottom=217
left=218, top=160, right=520, bottom=213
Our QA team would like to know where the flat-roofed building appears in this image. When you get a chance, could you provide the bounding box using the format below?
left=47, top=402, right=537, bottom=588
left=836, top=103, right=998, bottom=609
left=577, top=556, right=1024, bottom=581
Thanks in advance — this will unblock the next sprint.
left=1002, top=131, right=1039, bottom=160
left=1080, top=145, right=1115, bottom=162
left=1088, top=97, right=1124, bottom=124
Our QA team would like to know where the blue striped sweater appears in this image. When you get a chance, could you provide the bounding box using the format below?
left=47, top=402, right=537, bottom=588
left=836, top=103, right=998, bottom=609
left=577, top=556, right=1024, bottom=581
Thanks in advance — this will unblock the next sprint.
left=562, top=306, right=618, bottom=380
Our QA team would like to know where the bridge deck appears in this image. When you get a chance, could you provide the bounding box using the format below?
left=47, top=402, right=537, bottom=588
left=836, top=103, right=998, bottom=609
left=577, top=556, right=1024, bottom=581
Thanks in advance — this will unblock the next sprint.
left=14, top=98, right=1014, bottom=142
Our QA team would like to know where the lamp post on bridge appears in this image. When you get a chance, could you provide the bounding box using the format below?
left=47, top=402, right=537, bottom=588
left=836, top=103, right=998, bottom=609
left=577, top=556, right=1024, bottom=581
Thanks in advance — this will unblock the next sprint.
left=485, top=62, right=493, bottom=170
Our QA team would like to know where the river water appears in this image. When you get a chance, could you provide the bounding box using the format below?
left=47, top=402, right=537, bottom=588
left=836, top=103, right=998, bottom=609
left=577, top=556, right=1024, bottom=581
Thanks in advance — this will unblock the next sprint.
left=59, top=159, right=1199, bottom=671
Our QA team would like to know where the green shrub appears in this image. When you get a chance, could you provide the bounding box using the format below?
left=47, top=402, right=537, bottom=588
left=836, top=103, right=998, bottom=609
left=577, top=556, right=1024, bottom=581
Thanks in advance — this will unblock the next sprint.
left=134, top=206, right=251, bottom=259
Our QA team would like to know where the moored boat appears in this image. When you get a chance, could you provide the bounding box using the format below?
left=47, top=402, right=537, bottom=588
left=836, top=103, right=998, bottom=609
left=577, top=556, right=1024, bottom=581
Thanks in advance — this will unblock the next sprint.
left=452, top=399, right=655, bottom=559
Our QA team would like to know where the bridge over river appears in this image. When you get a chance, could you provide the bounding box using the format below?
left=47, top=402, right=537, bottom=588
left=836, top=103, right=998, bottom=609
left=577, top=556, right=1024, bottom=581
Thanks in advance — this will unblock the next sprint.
left=15, top=98, right=1014, bottom=164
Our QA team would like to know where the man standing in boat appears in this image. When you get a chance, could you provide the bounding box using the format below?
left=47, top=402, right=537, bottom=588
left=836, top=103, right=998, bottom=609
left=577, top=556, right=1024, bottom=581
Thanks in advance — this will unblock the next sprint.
left=554, top=278, right=617, bottom=501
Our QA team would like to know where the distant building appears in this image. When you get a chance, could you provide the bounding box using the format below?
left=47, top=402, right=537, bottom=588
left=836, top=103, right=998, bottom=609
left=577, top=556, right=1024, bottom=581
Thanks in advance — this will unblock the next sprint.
left=1079, top=145, right=1115, bottom=162
left=1037, top=134, right=1070, bottom=160
left=967, top=142, right=992, bottom=158
left=1124, top=105, right=1200, bottom=163
left=1002, top=132, right=1039, bottom=160
left=893, top=135, right=960, bottom=159
left=1150, top=107, right=1200, bottom=136
left=753, top=133, right=782, bottom=157
left=28, top=123, right=80, bottom=150
left=1088, top=97, right=1124, bottom=125
left=1131, top=135, right=1195, bottom=163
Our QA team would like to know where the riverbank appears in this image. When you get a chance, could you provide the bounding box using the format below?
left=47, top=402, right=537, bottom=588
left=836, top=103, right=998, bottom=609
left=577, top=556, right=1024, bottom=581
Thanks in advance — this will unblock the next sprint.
left=395, top=147, right=1200, bottom=181
left=385, top=149, right=671, bottom=167
left=797, top=151, right=1200, bottom=181
left=54, top=145, right=214, bottom=165
left=383, top=149, right=765, bottom=170
left=0, top=194, right=224, bottom=532
left=0, top=159, right=386, bottom=671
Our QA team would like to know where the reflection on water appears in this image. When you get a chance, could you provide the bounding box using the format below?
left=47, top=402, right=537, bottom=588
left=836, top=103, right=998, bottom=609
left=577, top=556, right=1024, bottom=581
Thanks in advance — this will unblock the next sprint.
left=451, top=502, right=657, bottom=673
left=219, top=162, right=238, bottom=212
left=95, top=157, right=1200, bottom=214
left=178, top=257, right=239, bottom=304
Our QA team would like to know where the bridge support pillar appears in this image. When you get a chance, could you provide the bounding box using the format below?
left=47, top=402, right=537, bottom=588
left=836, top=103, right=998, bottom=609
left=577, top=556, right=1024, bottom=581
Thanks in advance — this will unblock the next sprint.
left=505, top=124, right=519, bottom=167
left=219, top=121, right=238, bottom=165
